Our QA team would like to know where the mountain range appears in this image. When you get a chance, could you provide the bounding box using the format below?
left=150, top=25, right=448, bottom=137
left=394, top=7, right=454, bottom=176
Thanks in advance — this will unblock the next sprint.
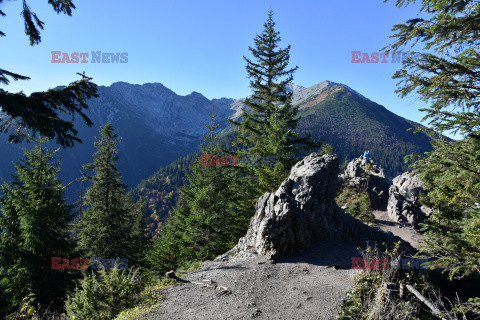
left=129, top=81, right=434, bottom=234
left=0, top=80, right=432, bottom=210
left=0, top=82, right=237, bottom=201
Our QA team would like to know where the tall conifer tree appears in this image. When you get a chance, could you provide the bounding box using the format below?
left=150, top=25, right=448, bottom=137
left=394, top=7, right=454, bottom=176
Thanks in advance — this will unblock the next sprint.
left=384, top=0, right=480, bottom=283
left=75, top=123, right=147, bottom=266
left=230, top=10, right=320, bottom=194
left=0, top=139, right=73, bottom=315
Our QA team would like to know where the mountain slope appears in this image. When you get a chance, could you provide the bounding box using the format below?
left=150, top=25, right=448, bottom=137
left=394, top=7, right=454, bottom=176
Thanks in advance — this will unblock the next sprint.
left=0, top=82, right=236, bottom=202
left=132, top=81, right=433, bottom=233
left=1, top=79, right=432, bottom=220
left=294, top=81, right=432, bottom=178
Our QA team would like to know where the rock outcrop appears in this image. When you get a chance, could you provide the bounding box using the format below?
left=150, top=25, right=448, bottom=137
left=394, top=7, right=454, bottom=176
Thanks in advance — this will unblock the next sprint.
left=218, top=153, right=409, bottom=261
left=387, top=172, right=432, bottom=228
left=339, top=157, right=389, bottom=210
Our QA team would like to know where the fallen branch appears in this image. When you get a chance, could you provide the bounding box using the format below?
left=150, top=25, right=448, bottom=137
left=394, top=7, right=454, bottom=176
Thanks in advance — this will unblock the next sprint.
left=405, top=284, right=443, bottom=318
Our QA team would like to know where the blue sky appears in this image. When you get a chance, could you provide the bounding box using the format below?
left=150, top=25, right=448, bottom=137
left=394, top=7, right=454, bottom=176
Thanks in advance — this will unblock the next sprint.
left=0, top=0, right=430, bottom=125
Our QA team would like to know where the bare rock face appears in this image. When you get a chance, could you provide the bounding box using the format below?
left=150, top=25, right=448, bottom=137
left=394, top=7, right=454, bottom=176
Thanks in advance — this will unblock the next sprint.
left=218, top=153, right=409, bottom=261
left=339, top=158, right=389, bottom=210
left=387, top=172, right=432, bottom=228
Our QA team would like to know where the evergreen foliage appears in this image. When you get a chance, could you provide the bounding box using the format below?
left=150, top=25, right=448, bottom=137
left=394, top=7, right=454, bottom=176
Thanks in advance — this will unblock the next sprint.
left=75, top=123, right=148, bottom=267
left=384, top=3, right=480, bottom=316
left=66, top=268, right=142, bottom=320
left=148, top=113, right=249, bottom=273
left=413, top=136, right=480, bottom=280
left=385, top=0, right=480, bottom=281
left=229, top=10, right=320, bottom=195
left=0, top=139, right=74, bottom=315
left=0, top=0, right=98, bottom=147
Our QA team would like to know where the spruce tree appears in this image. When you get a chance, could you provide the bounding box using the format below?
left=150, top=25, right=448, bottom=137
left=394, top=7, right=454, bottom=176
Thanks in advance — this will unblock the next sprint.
left=181, top=113, right=248, bottom=260
left=148, top=112, right=247, bottom=272
left=384, top=0, right=480, bottom=281
left=229, top=10, right=320, bottom=194
left=0, top=0, right=98, bottom=147
left=0, top=139, right=74, bottom=315
left=75, top=123, right=148, bottom=267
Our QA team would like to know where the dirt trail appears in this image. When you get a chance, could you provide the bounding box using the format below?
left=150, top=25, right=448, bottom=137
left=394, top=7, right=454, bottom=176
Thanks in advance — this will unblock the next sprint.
left=373, top=210, right=425, bottom=249
left=138, top=242, right=362, bottom=320
left=138, top=212, right=423, bottom=320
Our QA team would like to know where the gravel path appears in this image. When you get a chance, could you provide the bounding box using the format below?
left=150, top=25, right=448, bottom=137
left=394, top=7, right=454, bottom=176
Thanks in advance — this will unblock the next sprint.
left=373, top=210, right=425, bottom=249
left=137, top=211, right=422, bottom=320
left=138, top=241, right=362, bottom=320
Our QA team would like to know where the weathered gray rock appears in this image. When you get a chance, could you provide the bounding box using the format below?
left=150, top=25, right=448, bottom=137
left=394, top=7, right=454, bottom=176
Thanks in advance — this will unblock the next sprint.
left=339, top=157, right=389, bottom=210
left=387, top=172, right=432, bottom=228
left=218, top=153, right=409, bottom=261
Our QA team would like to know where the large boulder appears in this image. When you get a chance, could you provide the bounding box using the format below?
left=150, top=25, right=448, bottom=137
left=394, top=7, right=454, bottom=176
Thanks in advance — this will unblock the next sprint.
left=387, top=172, right=432, bottom=228
left=339, top=157, right=389, bottom=210
left=218, top=153, right=409, bottom=261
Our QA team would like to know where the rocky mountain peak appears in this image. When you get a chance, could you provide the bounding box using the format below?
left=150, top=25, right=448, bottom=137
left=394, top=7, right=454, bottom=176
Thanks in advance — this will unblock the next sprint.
left=291, top=80, right=370, bottom=107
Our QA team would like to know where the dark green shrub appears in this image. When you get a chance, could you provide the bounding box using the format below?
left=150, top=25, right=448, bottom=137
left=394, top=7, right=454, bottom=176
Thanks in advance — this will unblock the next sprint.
left=336, top=185, right=375, bottom=225
left=66, top=268, right=142, bottom=320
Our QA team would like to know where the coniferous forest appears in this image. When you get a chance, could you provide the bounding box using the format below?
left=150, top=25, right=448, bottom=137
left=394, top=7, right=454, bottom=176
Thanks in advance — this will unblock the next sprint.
left=1, top=1, right=480, bottom=319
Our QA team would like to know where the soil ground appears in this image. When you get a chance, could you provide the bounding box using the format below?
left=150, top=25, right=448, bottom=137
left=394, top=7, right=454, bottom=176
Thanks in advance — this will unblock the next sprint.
left=139, top=242, right=361, bottom=320
left=139, top=210, right=424, bottom=320
left=373, top=210, right=425, bottom=249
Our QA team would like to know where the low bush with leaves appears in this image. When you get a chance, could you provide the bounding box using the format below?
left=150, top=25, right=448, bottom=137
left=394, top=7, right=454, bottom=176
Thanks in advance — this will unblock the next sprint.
left=114, top=277, right=177, bottom=320
left=66, top=268, right=143, bottom=320
left=336, top=185, right=375, bottom=225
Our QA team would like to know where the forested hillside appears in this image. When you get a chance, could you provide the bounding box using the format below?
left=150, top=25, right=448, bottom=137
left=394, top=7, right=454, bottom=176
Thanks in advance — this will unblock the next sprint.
left=130, top=154, right=195, bottom=238
left=132, top=82, right=433, bottom=233
left=295, top=84, right=433, bottom=178
left=0, top=83, right=236, bottom=202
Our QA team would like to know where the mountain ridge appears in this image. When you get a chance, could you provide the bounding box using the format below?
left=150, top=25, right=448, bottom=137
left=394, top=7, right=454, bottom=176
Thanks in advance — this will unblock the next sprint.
left=130, top=81, right=433, bottom=234
left=0, top=80, right=432, bottom=209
